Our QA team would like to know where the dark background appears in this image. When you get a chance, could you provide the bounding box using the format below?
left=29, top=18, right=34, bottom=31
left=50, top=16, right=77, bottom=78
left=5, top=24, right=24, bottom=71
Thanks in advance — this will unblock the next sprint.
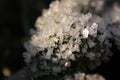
left=0, top=0, right=119, bottom=80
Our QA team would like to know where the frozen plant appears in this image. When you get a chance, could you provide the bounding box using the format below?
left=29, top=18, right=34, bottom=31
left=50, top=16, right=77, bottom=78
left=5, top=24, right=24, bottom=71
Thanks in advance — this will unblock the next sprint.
left=22, top=0, right=120, bottom=79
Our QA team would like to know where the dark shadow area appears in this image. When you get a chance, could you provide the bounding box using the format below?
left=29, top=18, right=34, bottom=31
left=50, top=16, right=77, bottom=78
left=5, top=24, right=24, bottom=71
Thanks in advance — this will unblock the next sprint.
left=0, top=0, right=52, bottom=79
left=92, top=42, right=120, bottom=80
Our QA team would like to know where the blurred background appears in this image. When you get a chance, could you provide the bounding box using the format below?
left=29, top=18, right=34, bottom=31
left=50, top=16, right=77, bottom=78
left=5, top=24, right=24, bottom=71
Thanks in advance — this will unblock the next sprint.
left=0, top=0, right=119, bottom=80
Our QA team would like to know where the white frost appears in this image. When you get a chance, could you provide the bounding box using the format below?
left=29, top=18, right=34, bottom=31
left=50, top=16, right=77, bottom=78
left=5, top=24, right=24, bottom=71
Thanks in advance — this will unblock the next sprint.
left=82, top=28, right=89, bottom=38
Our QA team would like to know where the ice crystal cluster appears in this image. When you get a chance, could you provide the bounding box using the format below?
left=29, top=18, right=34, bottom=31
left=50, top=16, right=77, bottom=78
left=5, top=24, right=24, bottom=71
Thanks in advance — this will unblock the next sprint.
left=23, top=0, right=120, bottom=78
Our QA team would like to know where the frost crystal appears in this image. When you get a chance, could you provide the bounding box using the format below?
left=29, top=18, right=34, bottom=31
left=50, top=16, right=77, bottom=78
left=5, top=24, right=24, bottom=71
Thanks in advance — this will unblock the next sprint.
left=23, top=0, right=120, bottom=77
left=82, top=28, right=89, bottom=38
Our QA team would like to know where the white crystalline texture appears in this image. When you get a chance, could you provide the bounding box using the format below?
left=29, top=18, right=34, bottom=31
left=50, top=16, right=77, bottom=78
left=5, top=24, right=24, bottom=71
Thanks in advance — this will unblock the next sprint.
left=23, top=0, right=119, bottom=76
left=89, top=23, right=98, bottom=36
left=82, top=28, right=89, bottom=38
